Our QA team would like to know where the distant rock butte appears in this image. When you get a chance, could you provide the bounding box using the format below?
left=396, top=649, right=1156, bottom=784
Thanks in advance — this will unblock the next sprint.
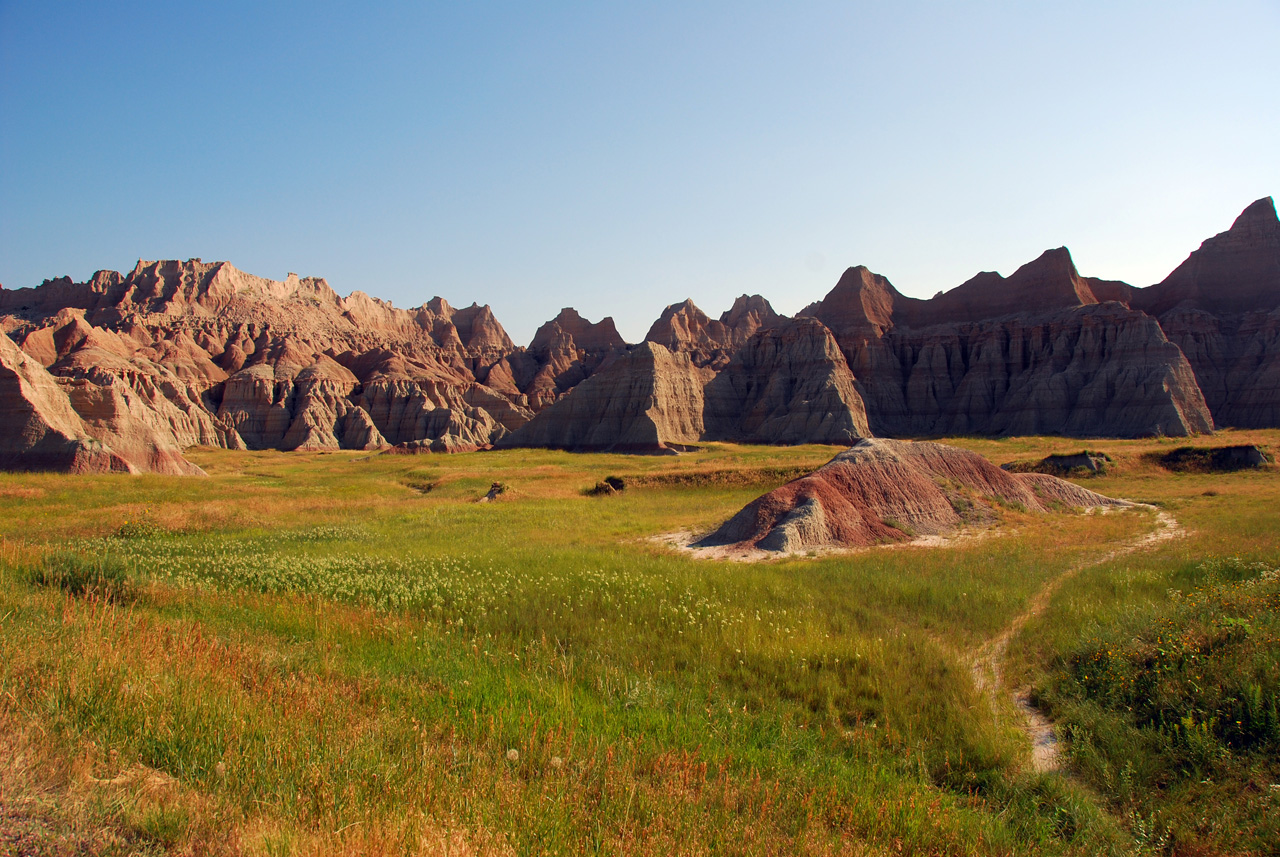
left=502, top=317, right=871, bottom=453
left=695, top=438, right=1127, bottom=554
left=1134, top=197, right=1280, bottom=428
left=642, top=295, right=783, bottom=366
left=1, top=197, right=1277, bottom=473
left=498, top=342, right=713, bottom=453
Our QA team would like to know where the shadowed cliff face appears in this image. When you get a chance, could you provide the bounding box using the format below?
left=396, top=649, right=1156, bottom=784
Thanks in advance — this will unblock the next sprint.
left=1127, top=197, right=1280, bottom=428
left=830, top=303, right=1213, bottom=438
left=0, top=197, right=1276, bottom=471
left=810, top=248, right=1216, bottom=438
left=519, top=308, right=629, bottom=410
left=502, top=318, right=873, bottom=453
left=497, top=342, right=715, bottom=453
left=702, top=318, right=870, bottom=445
left=1137, top=198, right=1280, bottom=318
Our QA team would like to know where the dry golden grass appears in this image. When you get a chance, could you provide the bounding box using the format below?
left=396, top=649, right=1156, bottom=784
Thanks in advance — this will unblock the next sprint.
left=0, top=432, right=1276, bottom=855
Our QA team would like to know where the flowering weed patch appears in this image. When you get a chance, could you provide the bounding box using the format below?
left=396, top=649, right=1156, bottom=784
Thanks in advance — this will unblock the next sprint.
left=2, top=432, right=1278, bottom=855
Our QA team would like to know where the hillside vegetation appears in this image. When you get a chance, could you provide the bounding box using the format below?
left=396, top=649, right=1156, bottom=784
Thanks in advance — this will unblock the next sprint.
left=1, top=430, right=1277, bottom=855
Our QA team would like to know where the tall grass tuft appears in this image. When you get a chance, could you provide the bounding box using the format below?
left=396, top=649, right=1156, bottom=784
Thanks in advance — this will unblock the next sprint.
left=28, top=550, right=136, bottom=602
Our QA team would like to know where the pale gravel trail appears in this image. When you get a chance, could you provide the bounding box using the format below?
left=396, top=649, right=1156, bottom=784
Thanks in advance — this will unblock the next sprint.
left=970, top=507, right=1184, bottom=773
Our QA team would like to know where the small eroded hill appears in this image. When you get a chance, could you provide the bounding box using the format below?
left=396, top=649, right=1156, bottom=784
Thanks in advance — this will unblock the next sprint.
left=695, top=438, right=1127, bottom=553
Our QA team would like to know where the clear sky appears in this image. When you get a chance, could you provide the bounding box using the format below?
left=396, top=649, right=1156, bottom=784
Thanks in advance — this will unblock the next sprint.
left=2, top=1, right=1277, bottom=344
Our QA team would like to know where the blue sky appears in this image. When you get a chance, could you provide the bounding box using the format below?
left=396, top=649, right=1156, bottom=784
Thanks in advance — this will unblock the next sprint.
left=2, top=1, right=1278, bottom=343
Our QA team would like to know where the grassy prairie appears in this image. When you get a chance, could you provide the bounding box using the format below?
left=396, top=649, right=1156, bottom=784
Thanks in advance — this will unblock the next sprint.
left=0, top=430, right=1276, bottom=855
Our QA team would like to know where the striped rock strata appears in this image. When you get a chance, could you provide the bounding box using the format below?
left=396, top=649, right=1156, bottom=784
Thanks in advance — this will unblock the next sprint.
left=696, top=438, right=1126, bottom=553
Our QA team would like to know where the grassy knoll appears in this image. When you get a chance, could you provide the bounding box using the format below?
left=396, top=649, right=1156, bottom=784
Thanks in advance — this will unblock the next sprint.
left=0, top=431, right=1276, bottom=855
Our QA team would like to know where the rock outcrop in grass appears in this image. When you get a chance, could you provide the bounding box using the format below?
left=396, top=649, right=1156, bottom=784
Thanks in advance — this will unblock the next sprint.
left=697, top=438, right=1127, bottom=553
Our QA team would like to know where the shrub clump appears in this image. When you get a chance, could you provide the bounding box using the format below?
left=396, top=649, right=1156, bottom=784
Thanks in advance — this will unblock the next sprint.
left=1040, top=557, right=1280, bottom=850
left=477, top=482, right=508, bottom=503
left=29, top=551, right=136, bottom=601
left=1055, top=558, right=1280, bottom=754
left=114, top=520, right=162, bottom=539
left=1148, top=444, right=1270, bottom=473
left=585, top=476, right=627, bottom=496
left=1002, top=451, right=1111, bottom=477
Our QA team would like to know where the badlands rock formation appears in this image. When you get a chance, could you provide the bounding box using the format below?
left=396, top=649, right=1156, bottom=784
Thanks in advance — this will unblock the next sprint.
left=0, top=260, right=563, bottom=471
left=1133, top=197, right=1280, bottom=428
left=1, top=197, right=1276, bottom=473
left=501, top=317, right=871, bottom=452
left=806, top=251, right=1213, bottom=438
left=696, top=438, right=1127, bottom=553
left=517, top=308, right=628, bottom=409
left=498, top=342, right=713, bottom=453
left=0, top=329, right=201, bottom=475
left=644, top=295, right=783, bottom=367
left=700, top=318, right=869, bottom=445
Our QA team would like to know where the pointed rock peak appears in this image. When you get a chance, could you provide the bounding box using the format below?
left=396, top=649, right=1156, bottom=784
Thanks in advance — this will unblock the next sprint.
left=583, top=316, right=626, bottom=349
left=552, top=307, right=587, bottom=324
left=531, top=307, right=625, bottom=352
left=1232, top=196, right=1278, bottom=230
left=913, top=247, right=1096, bottom=326
left=656, top=298, right=709, bottom=322
left=645, top=300, right=716, bottom=340
left=835, top=265, right=878, bottom=286
left=1008, top=247, right=1081, bottom=282
left=452, top=302, right=514, bottom=351
left=425, top=296, right=454, bottom=317
left=814, top=266, right=902, bottom=333
left=720, top=294, right=778, bottom=324
left=718, top=295, right=783, bottom=344
left=1138, top=196, right=1280, bottom=315
left=644, top=299, right=723, bottom=349
left=1233, top=196, right=1274, bottom=226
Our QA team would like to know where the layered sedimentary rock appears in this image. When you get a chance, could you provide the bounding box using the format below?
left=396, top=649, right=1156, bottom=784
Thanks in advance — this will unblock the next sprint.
left=516, top=308, right=627, bottom=409
left=502, top=317, right=874, bottom=452
left=1131, top=198, right=1280, bottom=428
left=0, top=259, right=540, bottom=469
left=498, top=342, right=713, bottom=453
left=0, top=331, right=134, bottom=473
left=2, top=196, right=1277, bottom=473
left=0, top=330, right=202, bottom=474
left=696, top=438, right=1126, bottom=553
left=811, top=250, right=1214, bottom=437
left=702, top=318, right=870, bottom=444
left=643, top=295, right=782, bottom=367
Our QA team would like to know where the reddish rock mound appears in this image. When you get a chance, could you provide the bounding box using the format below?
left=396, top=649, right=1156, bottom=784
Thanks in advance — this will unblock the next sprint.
left=695, top=438, right=1126, bottom=553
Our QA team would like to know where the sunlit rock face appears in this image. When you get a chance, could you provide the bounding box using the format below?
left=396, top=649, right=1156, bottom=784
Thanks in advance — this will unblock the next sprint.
left=696, top=438, right=1128, bottom=554
left=1, top=197, right=1276, bottom=472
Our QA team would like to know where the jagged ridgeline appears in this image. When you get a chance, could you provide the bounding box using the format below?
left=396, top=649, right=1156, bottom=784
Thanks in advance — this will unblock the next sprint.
left=1, top=198, right=1277, bottom=474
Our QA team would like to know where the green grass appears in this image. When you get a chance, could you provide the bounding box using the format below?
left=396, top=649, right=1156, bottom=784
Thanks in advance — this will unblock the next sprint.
left=0, top=432, right=1277, bottom=855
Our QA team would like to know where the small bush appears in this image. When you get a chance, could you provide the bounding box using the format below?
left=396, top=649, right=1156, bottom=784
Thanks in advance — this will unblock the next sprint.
left=585, top=476, right=627, bottom=496
left=114, top=520, right=161, bottom=539
left=1003, top=451, right=1110, bottom=477
left=1049, top=557, right=1280, bottom=767
left=29, top=551, right=136, bottom=601
left=402, top=477, right=438, bottom=494
left=1148, top=445, right=1270, bottom=473
left=477, top=482, right=508, bottom=502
